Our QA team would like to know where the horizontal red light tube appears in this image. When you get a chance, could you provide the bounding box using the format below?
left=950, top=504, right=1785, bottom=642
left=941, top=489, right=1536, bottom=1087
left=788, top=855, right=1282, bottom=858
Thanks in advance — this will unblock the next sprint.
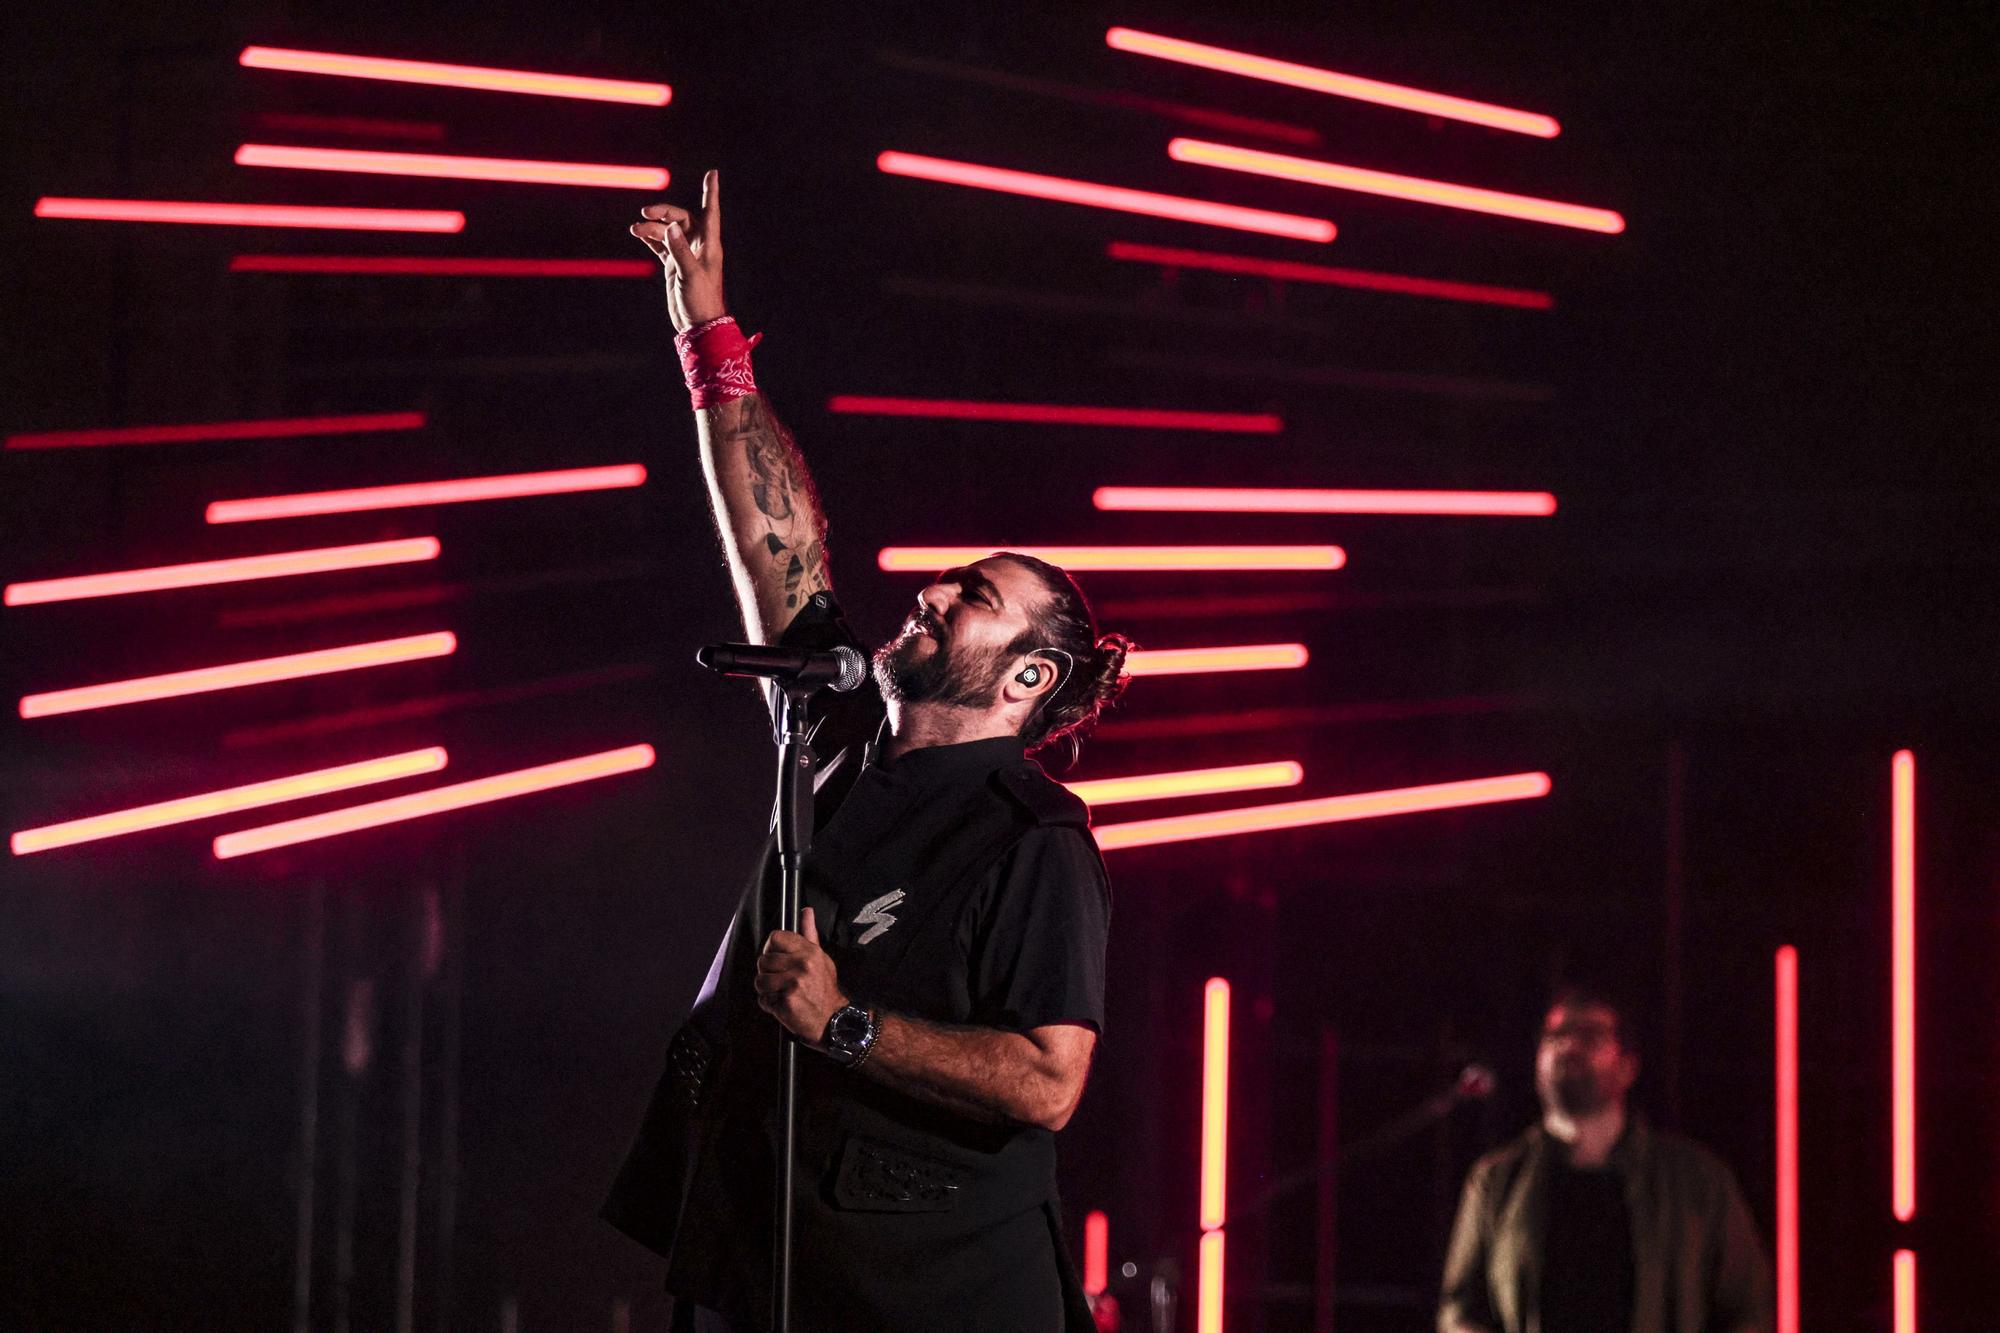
left=6, top=410, right=425, bottom=451
left=11, top=747, right=447, bottom=855
left=231, top=255, right=654, bottom=278
left=1107, top=28, right=1560, bottom=138
left=213, top=743, right=655, bottom=858
left=1094, top=485, right=1556, bottom=517
left=879, top=545, right=1344, bottom=572
left=1068, top=761, right=1303, bottom=807
left=1082, top=1210, right=1109, bottom=1297
left=1096, top=771, right=1550, bottom=852
left=206, top=464, right=646, bottom=524
left=239, top=45, right=671, bottom=106
left=1105, top=240, right=1553, bottom=309
left=6, top=538, right=439, bottom=606
left=827, top=396, right=1281, bottom=433
left=34, top=197, right=465, bottom=233
left=19, top=631, right=455, bottom=719
left=1126, top=643, right=1309, bottom=676
left=1167, top=140, right=1626, bottom=234
left=878, top=151, right=1335, bottom=243
left=236, top=144, right=668, bottom=190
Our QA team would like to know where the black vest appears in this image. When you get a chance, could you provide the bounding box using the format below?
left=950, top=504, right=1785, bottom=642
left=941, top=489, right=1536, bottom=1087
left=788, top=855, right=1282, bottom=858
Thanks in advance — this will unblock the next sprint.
left=603, top=757, right=1097, bottom=1332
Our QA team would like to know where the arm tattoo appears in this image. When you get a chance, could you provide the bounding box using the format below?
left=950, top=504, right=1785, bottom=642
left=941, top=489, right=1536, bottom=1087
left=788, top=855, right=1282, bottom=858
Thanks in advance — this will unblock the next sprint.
left=716, top=396, right=829, bottom=611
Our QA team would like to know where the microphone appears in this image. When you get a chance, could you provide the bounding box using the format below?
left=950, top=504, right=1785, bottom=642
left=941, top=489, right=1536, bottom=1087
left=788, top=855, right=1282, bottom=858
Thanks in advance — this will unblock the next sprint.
left=697, top=642, right=868, bottom=693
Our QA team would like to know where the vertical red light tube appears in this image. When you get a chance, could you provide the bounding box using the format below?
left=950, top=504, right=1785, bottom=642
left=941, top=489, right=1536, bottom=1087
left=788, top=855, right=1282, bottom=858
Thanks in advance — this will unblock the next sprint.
left=1890, top=750, right=1916, bottom=1223
left=1892, top=1250, right=1916, bottom=1333
left=1775, top=946, right=1799, bottom=1333
left=1082, top=1210, right=1109, bottom=1298
left=1198, top=977, right=1231, bottom=1333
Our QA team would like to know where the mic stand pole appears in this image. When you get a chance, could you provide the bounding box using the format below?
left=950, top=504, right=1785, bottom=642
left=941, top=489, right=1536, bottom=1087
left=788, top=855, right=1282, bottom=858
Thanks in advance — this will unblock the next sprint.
left=769, top=682, right=818, bottom=1333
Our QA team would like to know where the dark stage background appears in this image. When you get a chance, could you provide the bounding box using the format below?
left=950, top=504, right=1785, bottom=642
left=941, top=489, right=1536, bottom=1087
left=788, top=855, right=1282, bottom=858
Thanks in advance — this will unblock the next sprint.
left=4, top=3, right=1994, bottom=1329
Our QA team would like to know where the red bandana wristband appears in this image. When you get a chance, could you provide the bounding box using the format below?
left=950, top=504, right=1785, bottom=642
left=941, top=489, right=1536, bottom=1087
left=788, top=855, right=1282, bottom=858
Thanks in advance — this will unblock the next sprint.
left=674, top=315, right=762, bottom=408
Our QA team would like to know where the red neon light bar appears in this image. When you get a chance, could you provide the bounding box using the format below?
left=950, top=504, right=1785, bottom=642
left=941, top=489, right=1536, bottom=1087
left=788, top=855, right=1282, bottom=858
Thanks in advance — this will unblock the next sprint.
left=19, top=631, right=455, bottom=719
left=1068, top=761, right=1302, bottom=808
left=826, top=396, right=1281, bottom=433
left=1167, top=140, right=1626, bottom=234
left=1094, top=485, right=1557, bottom=517
left=11, top=747, right=447, bottom=856
left=1082, top=1211, right=1109, bottom=1298
left=877, top=151, right=1336, bottom=243
left=6, top=410, right=425, bottom=451
left=1197, top=977, right=1231, bottom=1333
left=1125, top=643, right=1309, bottom=676
left=239, top=45, right=671, bottom=106
left=206, top=464, right=646, bottom=524
left=34, top=197, right=464, bottom=233
left=878, top=545, right=1344, bottom=573
left=1105, top=240, right=1554, bottom=309
left=213, top=743, right=656, bottom=858
left=1096, top=771, right=1550, bottom=852
left=1893, top=1250, right=1916, bottom=1333
left=1106, top=28, right=1560, bottom=139
left=1776, top=946, right=1799, bottom=1333
left=1891, top=749, right=1916, bottom=1222
left=5, top=537, right=439, bottom=606
left=231, top=255, right=653, bottom=278
left=236, top=144, right=668, bottom=190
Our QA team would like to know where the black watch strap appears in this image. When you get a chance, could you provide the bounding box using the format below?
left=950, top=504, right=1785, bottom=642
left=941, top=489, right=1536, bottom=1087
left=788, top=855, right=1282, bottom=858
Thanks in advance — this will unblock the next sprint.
left=823, top=1003, right=879, bottom=1068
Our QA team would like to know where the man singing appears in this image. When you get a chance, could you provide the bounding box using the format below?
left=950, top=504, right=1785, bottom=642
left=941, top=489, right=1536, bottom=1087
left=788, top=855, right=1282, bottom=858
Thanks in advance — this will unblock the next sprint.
left=602, top=172, right=1132, bottom=1332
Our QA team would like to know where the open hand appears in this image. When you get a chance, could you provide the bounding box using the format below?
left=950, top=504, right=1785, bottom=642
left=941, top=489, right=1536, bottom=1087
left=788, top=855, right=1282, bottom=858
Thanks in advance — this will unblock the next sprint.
left=755, top=906, right=848, bottom=1046
left=630, top=168, right=726, bottom=334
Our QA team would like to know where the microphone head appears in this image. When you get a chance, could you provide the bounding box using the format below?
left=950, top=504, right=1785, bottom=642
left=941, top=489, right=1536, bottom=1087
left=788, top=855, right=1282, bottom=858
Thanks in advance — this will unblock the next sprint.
left=1455, top=1064, right=1498, bottom=1100
left=830, top=645, right=867, bottom=692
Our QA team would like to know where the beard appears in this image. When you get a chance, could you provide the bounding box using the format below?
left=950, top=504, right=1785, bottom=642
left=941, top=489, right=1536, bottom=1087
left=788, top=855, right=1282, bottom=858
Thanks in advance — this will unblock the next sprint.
left=1539, top=1065, right=1616, bottom=1118
left=873, top=611, right=1013, bottom=708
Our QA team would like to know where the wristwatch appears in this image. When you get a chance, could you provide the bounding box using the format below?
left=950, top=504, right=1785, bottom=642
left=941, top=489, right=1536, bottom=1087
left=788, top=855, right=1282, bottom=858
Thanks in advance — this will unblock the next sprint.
left=822, top=1003, right=880, bottom=1069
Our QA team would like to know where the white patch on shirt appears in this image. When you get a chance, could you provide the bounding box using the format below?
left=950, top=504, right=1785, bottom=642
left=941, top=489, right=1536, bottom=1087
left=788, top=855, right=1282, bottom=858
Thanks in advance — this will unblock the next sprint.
left=853, top=888, right=907, bottom=946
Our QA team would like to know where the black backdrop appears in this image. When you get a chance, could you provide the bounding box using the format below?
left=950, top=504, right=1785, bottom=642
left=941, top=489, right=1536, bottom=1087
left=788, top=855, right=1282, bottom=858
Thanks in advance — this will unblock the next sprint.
left=4, top=2, right=1995, bottom=1329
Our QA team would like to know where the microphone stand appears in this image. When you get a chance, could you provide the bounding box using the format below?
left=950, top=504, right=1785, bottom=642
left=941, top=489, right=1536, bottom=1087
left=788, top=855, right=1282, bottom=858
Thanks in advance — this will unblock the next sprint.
left=768, top=681, right=819, bottom=1333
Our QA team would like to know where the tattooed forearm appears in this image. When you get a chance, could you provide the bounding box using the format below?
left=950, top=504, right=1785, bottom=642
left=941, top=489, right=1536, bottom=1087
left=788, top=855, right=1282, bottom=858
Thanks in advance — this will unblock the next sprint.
left=694, top=392, right=833, bottom=637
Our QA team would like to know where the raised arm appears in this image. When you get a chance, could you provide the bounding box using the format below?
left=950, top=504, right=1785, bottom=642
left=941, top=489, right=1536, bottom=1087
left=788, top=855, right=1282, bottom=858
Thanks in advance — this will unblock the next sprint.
left=631, top=171, right=831, bottom=643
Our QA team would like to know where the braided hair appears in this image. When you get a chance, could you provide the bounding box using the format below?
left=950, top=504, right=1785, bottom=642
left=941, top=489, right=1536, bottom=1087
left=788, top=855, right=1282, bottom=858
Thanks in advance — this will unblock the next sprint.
left=994, top=552, right=1135, bottom=766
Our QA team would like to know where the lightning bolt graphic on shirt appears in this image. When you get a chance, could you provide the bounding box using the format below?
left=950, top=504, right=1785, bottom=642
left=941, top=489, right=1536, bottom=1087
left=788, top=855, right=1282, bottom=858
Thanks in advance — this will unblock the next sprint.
left=853, top=888, right=906, bottom=945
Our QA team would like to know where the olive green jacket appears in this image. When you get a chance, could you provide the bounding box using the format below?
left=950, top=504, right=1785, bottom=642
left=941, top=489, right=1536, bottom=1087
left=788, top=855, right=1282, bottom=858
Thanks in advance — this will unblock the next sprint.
left=1439, top=1117, right=1773, bottom=1333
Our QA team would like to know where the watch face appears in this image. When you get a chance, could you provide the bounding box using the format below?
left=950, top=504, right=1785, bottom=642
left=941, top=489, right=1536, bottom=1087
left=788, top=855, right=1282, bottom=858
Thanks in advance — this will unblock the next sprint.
left=830, top=1007, right=867, bottom=1047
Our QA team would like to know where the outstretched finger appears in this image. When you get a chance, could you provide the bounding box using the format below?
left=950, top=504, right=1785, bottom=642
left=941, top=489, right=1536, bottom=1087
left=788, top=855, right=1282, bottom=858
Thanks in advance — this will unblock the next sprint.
left=699, top=170, right=721, bottom=248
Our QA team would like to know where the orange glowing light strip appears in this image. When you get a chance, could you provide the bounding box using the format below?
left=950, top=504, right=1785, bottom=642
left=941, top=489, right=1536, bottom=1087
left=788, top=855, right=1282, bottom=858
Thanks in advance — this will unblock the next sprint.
left=1094, top=486, right=1557, bottom=517
left=239, top=45, right=671, bottom=106
left=1095, top=772, right=1551, bottom=852
left=1891, top=749, right=1916, bottom=1222
left=1200, top=976, right=1232, bottom=1228
left=1105, top=240, right=1554, bottom=309
left=1125, top=643, right=1309, bottom=676
left=1776, top=946, right=1799, bottom=1333
left=206, top=464, right=646, bottom=524
left=35, top=197, right=466, bottom=232
left=1167, top=139, right=1626, bottom=234
left=878, top=545, right=1343, bottom=572
left=1893, top=1250, right=1916, bottom=1333
left=11, top=748, right=447, bottom=855
left=1197, top=1230, right=1226, bottom=1333
left=236, top=144, right=667, bottom=190
left=1082, top=1211, right=1109, bottom=1297
left=1106, top=28, right=1559, bottom=138
left=212, top=743, right=655, bottom=858
left=5, top=537, right=439, bottom=606
left=1069, top=761, right=1302, bottom=808
left=877, top=151, right=1335, bottom=243
left=19, top=631, right=455, bottom=719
